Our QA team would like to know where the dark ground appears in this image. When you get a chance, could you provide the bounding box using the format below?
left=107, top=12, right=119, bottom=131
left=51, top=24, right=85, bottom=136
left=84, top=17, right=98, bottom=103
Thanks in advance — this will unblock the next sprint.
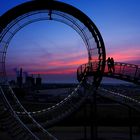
left=1, top=84, right=140, bottom=140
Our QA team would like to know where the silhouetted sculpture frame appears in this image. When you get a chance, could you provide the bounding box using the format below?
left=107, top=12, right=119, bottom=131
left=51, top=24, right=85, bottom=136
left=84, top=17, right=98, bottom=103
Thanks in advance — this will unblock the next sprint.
left=0, top=2, right=140, bottom=140
left=77, top=62, right=140, bottom=85
left=0, top=0, right=106, bottom=86
left=0, top=1, right=107, bottom=133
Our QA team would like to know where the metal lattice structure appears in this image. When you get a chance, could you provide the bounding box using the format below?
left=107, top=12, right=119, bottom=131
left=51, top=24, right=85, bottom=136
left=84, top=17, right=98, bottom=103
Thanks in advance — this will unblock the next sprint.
left=77, top=62, right=140, bottom=85
left=0, top=1, right=106, bottom=139
left=0, top=0, right=106, bottom=85
left=0, top=1, right=140, bottom=140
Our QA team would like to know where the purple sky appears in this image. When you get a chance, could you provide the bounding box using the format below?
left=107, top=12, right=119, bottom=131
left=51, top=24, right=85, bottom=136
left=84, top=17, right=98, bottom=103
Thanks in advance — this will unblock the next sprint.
left=1, top=0, right=140, bottom=83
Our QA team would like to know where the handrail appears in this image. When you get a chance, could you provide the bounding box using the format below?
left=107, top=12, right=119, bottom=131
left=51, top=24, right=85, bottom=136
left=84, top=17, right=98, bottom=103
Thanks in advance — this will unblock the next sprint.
left=99, top=87, right=140, bottom=113
left=4, top=85, right=57, bottom=140
left=0, top=86, right=40, bottom=140
left=77, top=62, right=140, bottom=85
left=1, top=67, right=91, bottom=129
left=77, top=62, right=140, bottom=113
left=13, top=68, right=88, bottom=116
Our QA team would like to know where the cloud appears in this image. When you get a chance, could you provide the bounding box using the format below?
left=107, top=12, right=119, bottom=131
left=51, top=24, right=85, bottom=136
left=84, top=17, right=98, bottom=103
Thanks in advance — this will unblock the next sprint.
left=30, top=67, right=76, bottom=75
left=107, top=46, right=140, bottom=65
left=6, top=48, right=88, bottom=76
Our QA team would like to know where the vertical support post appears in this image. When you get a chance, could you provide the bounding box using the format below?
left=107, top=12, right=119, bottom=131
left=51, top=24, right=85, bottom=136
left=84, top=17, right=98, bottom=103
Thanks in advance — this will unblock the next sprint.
left=94, top=89, right=98, bottom=140
left=90, top=89, right=98, bottom=140
left=129, top=107, right=133, bottom=140
left=122, top=65, right=125, bottom=76
left=84, top=100, right=87, bottom=140
left=90, top=93, right=94, bottom=140
left=134, top=66, right=138, bottom=81
left=48, top=9, right=52, bottom=20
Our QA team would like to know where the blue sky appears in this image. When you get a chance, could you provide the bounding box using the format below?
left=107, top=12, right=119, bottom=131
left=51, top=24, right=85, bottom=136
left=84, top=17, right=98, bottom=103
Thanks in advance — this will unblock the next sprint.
left=0, top=0, right=140, bottom=83
left=1, top=0, right=140, bottom=63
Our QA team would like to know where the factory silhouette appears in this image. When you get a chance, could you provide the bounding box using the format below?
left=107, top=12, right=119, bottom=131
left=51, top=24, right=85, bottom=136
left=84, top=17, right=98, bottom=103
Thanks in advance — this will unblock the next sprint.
left=9, top=68, right=42, bottom=96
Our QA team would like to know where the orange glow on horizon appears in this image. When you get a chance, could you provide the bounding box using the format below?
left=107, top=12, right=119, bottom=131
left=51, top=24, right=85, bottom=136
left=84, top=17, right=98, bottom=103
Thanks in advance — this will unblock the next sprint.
left=6, top=57, right=88, bottom=76
left=107, top=48, right=140, bottom=63
left=30, top=68, right=76, bottom=75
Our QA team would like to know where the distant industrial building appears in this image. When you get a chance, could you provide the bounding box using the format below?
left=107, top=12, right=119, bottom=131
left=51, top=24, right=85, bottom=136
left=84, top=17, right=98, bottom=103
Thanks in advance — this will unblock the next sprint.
left=36, top=74, right=42, bottom=87
left=25, top=75, right=35, bottom=87
left=16, top=68, right=42, bottom=88
left=17, top=68, right=23, bottom=88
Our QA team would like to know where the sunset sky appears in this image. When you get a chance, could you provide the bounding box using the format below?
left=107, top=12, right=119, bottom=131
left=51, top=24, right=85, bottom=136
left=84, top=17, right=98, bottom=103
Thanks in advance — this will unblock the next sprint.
left=0, top=0, right=140, bottom=83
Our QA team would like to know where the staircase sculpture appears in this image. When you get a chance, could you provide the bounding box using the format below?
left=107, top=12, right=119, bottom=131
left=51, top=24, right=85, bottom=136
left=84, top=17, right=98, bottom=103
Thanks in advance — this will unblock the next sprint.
left=0, top=1, right=106, bottom=139
left=77, top=62, right=140, bottom=85
left=0, top=0, right=140, bottom=139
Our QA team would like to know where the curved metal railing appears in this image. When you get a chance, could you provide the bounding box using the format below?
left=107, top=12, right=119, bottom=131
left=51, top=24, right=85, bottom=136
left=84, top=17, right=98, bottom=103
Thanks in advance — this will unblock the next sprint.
left=77, top=61, right=140, bottom=112
left=0, top=6, right=105, bottom=128
left=2, top=68, right=93, bottom=129
left=0, top=1, right=106, bottom=138
left=0, top=2, right=105, bottom=83
left=98, top=87, right=140, bottom=112
left=1, top=84, right=57, bottom=139
left=14, top=61, right=139, bottom=126
left=0, top=87, right=40, bottom=140
left=77, top=62, right=140, bottom=85
left=104, top=62, right=140, bottom=84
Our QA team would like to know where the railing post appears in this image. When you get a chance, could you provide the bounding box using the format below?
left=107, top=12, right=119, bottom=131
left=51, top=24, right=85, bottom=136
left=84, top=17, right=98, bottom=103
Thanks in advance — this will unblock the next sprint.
left=134, top=66, right=138, bottom=80
left=122, top=64, right=126, bottom=76
left=119, top=63, right=122, bottom=74
left=80, top=65, right=82, bottom=78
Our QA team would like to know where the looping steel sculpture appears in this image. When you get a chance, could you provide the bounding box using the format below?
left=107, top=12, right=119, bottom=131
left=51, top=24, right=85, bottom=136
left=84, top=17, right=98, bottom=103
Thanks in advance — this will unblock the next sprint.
left=0, top=0, right=106, bottom=85
left=0, top=1, right=106, bottom=139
